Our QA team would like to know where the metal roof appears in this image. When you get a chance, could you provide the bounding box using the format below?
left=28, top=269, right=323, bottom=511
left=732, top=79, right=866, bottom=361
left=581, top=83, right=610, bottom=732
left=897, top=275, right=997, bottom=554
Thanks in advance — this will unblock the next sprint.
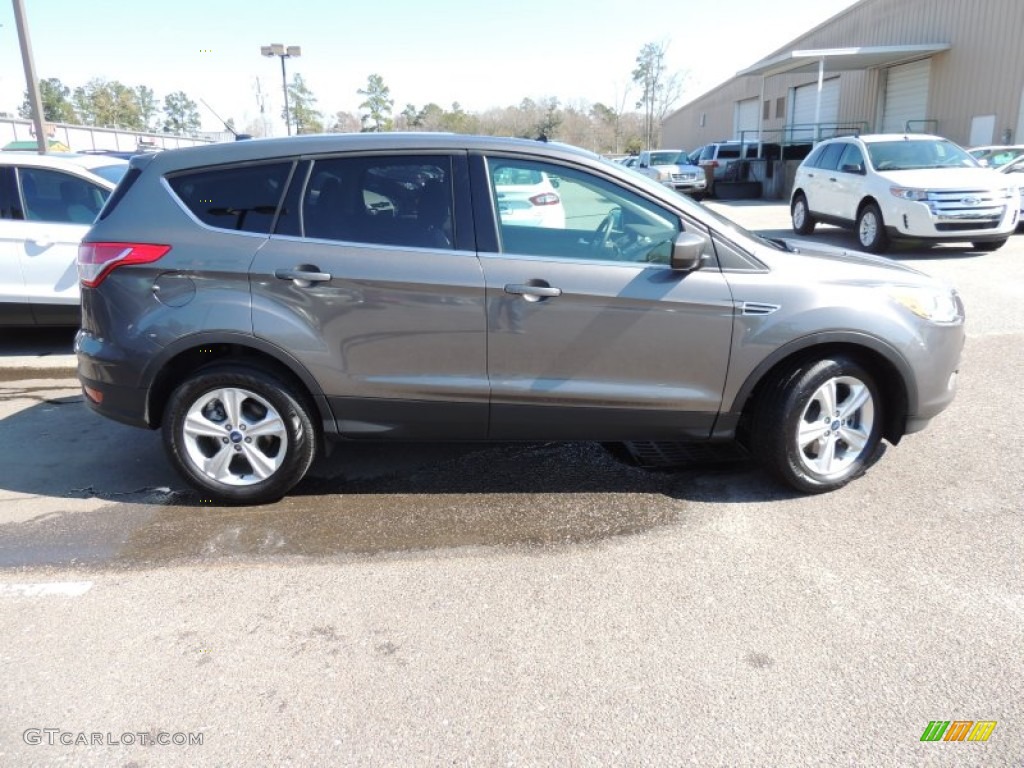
left=736, top=43, right=951, bottom=78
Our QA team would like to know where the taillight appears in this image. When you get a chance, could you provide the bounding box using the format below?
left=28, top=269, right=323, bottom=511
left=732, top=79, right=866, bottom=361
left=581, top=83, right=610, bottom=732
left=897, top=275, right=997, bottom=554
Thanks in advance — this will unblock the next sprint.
left=78, top=242, right=171, bottom=288
left=529, top=192, right=560, bottom=206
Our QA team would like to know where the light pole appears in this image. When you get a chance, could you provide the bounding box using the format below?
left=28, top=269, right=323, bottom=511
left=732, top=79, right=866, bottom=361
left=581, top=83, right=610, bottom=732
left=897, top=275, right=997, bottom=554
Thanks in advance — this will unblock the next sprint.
left=260, top=44, right=301, bottom=135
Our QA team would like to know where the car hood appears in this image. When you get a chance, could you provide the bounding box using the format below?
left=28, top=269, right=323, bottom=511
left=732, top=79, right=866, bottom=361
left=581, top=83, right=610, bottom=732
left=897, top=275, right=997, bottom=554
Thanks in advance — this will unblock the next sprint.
left=653, top=164, right=701, bottom=173
left=878, top=167, right=1009, bottom=189
left=765, top=238, right=938, bottom=284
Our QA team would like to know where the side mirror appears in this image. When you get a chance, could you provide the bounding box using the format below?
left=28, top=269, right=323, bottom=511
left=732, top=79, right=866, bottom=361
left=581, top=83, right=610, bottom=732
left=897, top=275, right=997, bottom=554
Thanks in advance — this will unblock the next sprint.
left=670, top=231, right=709, bottom=272
left=841, top=163, right=865, bottom=174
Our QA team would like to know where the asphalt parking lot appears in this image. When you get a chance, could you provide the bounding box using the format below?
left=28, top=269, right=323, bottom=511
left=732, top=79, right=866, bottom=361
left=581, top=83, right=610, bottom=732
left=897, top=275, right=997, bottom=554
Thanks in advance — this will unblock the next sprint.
left=0, top=203, right=1021, bottom=766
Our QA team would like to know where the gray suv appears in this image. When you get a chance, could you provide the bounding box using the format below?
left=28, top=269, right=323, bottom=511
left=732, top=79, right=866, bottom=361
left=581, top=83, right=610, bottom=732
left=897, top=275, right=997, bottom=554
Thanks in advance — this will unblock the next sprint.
left=77, top=134, right=964, bottom=505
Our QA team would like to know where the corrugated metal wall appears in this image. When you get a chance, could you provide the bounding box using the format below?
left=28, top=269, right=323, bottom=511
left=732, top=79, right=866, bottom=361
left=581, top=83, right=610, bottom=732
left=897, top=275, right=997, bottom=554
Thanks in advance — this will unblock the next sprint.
left=663, top=0, right=1024, bottom=150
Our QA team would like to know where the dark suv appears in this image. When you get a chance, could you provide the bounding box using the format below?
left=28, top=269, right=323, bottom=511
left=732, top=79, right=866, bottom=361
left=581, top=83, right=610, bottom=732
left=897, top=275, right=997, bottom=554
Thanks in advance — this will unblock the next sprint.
left=78, top=134, right=964, bottom=504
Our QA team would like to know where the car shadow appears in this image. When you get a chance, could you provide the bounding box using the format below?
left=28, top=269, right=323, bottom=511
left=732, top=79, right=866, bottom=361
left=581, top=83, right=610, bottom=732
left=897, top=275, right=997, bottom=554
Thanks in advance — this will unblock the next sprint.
left=757, top=225, right=995, bottom=260
left=0, top=393, right=806, bottom=568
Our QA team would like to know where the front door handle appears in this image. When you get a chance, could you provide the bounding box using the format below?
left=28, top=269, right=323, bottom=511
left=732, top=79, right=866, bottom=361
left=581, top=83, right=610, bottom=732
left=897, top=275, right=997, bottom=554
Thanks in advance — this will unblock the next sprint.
left=504, top=283, right=562, bottom=299
left=275, top=267, right=331, bottom=284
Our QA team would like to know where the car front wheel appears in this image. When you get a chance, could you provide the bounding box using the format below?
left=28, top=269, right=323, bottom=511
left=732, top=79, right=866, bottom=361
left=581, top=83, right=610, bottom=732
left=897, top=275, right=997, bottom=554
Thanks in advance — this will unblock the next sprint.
left=791, top=193, right=816, bottom=235
left=162, top=365, right=317, bottom=505
left=751, top=357, right=884, bottom=493
left=856, top=203, right=889, bottom=253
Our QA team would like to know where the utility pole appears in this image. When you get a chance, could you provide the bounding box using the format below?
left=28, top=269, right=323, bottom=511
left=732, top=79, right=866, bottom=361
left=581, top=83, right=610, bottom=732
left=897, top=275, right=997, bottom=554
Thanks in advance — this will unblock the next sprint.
left=12, top=0, right=47, bottom=154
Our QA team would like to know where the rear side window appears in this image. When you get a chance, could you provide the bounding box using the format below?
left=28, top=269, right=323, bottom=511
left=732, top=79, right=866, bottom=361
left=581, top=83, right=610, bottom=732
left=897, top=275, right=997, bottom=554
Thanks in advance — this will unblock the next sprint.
left=302, top=155, right=454, bottom=249
left=0, top=166, right=21, bottom=220
left=168, top=162, right=292, bottom=233
left=717, top=146, right=741, bottom=160
left=17, top=167, right=110, bottom=224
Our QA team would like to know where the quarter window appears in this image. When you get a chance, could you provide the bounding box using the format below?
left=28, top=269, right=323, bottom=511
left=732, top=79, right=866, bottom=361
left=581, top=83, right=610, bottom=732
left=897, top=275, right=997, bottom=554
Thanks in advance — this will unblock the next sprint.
left=486, top=157, right=682, bottom=265
left=17, top=167, right=109, bottom=224
left=302, top=156, right=453, bottom=249
left=168, top=162, right=292, bottom=233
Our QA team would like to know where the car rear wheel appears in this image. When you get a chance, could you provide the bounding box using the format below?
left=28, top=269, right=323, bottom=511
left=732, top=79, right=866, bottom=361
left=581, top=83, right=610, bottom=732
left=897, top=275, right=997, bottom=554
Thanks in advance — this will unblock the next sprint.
left=791, top=193, right=816, bottom=235
left=162, top=365, right=317, bottom=505
left=972, top=239, right=1007, bottom=252
left=751, top=357, right=883, bottom=493
left=856, top=203, right=889, bottom=253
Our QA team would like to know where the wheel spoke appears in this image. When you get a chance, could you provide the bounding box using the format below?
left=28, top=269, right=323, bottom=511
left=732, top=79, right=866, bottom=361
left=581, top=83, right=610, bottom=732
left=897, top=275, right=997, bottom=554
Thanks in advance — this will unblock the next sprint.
left=183, top=411, right=225, bottom=439
left=219, top=388, right=244, bottom=427
left=202, top=444, right=235, bottom=482
left=241, top=443, right=277, bottom=480
left=817, top=379, right=837, bottom=419
left=839, top=424, right=869, bottom=454
left=814, top=435, right=837, bottom=474
left=839, top=383, right=871, bottom=420
left=798, top=419, right=829, bottom=448
left=244, top=414, right=286, bottom=439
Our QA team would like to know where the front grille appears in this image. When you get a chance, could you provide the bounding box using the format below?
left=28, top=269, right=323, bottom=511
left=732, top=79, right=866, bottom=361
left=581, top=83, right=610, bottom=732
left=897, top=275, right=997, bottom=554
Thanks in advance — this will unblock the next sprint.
left=927, top=189, right=1007, bottom=222
left=671, top=172, right=698, bottom=182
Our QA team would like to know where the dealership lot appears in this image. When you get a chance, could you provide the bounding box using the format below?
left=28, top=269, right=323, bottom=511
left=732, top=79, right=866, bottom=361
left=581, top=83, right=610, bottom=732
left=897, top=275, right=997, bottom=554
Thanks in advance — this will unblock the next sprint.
left=0, top=202, right=1021, bottom=765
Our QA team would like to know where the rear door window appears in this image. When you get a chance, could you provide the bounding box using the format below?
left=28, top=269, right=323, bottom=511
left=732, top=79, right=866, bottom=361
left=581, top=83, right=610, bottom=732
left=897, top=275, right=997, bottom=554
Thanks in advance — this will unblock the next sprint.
left=168, top=162, right=292, bottom=233
left=17, top=167, right=109, bottom=224
left=301, top=155, right=454, bottom=249
left=0, top=166, right=21, bottom=220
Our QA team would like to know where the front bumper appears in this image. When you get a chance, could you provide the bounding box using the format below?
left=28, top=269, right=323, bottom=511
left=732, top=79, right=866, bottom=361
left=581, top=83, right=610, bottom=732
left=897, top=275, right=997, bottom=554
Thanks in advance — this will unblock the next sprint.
left=885, top=196, right=1018, bottom=241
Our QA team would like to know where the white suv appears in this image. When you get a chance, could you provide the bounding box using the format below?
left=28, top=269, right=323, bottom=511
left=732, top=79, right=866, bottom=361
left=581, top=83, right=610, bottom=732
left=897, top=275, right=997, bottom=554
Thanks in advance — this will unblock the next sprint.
left=790, top=134, right=1019, bottom=253
left=0, top=153, right=126, bottom=325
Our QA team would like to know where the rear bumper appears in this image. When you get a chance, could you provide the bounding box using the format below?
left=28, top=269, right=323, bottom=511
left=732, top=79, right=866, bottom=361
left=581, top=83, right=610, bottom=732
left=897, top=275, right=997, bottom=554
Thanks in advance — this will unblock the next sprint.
left=75, top=329, right=152, bottom=429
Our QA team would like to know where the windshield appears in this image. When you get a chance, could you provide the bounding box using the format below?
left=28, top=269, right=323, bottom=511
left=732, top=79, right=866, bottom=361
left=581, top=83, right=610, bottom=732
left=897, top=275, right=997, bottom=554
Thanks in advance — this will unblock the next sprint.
left=88, top=164, right=130, bottom=184
left=867, top=140, right=978, bottom=171
left=649, top=151, right=687, bottom=166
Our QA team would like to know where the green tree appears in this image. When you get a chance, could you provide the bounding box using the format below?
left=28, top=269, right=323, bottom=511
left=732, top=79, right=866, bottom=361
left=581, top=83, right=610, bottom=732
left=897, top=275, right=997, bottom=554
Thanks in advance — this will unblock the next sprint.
left=135, top=86, right=160, bottom=131
left=632, top=41, right=685, bottom=150
left=357, top=73, right=394, bottom=132
left=286, top=73, right=323, bottom=134
left=163, top=91, right=201, bottom=135
left=73, top=79, right=144, bottom=129
left=19, top=78, right=77, bottom=123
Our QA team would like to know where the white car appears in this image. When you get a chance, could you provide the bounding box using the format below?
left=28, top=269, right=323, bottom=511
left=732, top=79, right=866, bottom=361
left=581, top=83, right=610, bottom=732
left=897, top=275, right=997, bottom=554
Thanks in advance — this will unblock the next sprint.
left=968, top=145, right=1024, bottom=168
left=998, top=155, right=1024, bottom=226
left=0, top=153, right=126, bottom=325
left=635, top=149, right=707, bottom=198
left=790, top=134, right=1019, bottom=253
left=492, top=167, right=566, bottom=228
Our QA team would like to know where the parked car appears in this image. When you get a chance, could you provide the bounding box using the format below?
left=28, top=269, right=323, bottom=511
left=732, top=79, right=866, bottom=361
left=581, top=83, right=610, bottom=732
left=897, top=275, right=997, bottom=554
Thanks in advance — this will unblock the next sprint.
left=493, top=167, right=566, bottom=228
left=968, top=145, right=1024, bottom=167
left=790, top=133, right=1019, bottom=253
left=696, top=142, right=760, bottom=180
left=78, top=133, right=964, bottom=504
left=998, top=155, right=1024, bottom=227
left=1, top=153, right=126, bottom=326
left=635, top=149, right=707, bottom=198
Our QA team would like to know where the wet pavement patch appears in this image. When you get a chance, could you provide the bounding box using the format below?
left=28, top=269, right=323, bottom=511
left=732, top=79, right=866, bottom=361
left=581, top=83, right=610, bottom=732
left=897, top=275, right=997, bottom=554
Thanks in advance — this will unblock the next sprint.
left=0, top=442, right=733, bottom=569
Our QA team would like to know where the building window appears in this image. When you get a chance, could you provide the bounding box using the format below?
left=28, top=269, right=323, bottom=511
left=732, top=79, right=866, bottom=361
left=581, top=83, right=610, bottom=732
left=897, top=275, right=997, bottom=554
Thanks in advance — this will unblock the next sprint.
left=763, top=100, right=771, bottom=120
left=699, top=112, right=706, bottom=127
left=775, top=97, right=786, bottom=119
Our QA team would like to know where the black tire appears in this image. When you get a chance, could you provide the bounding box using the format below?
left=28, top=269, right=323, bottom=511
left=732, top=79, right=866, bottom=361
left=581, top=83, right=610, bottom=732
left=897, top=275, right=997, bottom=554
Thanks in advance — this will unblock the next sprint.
left=856, top=202, right=889, bottom=253
left=972, top=239, right=1007, bottom=252
left=750, top=357, right=884, bottom=493
left=162, top=365, right=317, bottom=505
left=791, top=193, right=816, bottom=235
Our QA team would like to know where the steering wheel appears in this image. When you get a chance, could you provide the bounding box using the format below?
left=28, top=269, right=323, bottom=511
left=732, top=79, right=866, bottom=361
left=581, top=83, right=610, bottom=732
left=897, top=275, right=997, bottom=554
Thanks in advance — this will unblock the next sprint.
left=590, top=207, right=622, bottom=258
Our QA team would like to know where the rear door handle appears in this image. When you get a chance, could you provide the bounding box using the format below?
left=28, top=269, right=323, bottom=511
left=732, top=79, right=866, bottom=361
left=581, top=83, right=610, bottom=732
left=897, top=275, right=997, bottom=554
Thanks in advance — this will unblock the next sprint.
left=504, top=283, right=562, bottom=298
left=275, top=267, right=331, bottom=283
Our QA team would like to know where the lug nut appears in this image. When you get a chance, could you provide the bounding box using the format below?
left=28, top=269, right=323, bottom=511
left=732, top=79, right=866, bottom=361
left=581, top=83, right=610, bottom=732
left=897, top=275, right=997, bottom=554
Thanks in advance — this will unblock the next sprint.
left=245, top=437, right=252, bottom=443
left=221, top=437, right=229, bottom=444
left=234, top=445, right=242, bottom=452
left=239, top=424, right=246, bottom=431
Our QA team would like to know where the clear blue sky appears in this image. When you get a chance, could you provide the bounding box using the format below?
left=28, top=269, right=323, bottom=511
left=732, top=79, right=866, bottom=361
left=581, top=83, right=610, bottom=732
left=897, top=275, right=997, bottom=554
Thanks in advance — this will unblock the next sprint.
left=0, top=0, right=860, bottom=134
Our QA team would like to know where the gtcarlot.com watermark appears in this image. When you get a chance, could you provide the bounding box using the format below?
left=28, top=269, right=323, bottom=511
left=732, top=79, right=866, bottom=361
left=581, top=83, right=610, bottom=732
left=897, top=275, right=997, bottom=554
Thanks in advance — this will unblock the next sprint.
left=24, top=729, right=203, bottom=747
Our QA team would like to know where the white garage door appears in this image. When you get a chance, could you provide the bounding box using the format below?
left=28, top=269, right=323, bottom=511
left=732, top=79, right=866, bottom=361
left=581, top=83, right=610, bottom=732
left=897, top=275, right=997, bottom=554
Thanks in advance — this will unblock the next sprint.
left=733, top=98, right=760, bottom=140
left=881, top=58, right=931, bottom=133
left=789, top=78, right=840, bottom=141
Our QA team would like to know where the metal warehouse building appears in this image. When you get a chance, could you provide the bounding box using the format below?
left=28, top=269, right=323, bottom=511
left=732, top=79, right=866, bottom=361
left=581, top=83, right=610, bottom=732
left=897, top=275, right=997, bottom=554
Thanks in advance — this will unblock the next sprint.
left=663, top=0, right=1024, bottom=155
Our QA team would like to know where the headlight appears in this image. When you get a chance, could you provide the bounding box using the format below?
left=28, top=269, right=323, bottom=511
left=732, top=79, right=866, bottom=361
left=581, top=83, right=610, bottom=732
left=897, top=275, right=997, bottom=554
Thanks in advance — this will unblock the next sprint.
left=886, top=285, right=963, bottom=323
left=890, top=187, right=929, bottom=201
